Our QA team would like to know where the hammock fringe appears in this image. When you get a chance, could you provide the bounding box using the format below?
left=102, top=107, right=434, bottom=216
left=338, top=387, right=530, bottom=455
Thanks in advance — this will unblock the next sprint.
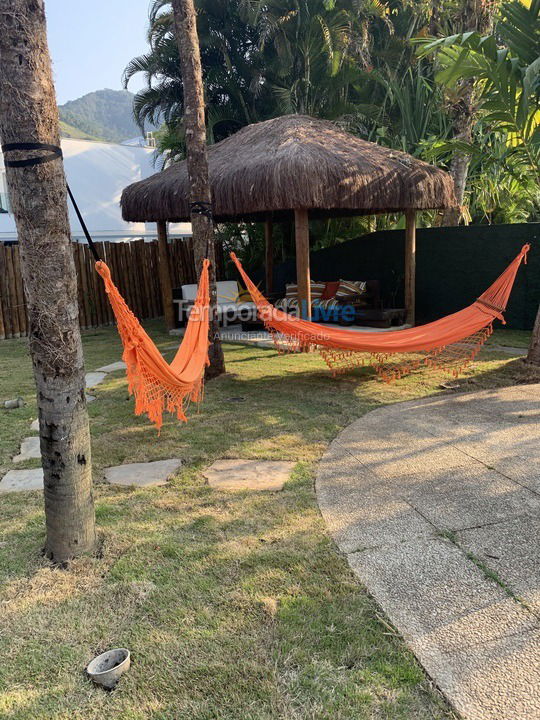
left=231, top=244, right=530, bottom=383
left=96, top=259, right=210, bottom=430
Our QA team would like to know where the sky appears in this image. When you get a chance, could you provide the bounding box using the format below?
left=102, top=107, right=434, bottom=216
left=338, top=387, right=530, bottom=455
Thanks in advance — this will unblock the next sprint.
left=45, top=0, right=152, bottom=104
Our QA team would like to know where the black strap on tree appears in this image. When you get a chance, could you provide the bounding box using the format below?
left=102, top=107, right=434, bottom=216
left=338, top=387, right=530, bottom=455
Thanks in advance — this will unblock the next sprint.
left=190, top=200, right=213, bottom=221
left=1, top=141, right=102, bottom=262
left=190, top=200, right=214, bottom=261
left=1, top=142, right=62, bottom=168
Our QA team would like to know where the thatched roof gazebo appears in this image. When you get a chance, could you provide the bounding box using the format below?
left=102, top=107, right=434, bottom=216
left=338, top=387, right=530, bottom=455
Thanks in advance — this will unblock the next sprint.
left=122, top=114, right=456, bottom=324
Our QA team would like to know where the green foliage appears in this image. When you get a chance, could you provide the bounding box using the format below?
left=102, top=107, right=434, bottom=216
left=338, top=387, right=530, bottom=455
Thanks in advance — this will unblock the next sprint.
left=416, top=0, right=540, bottom=199
left=122, top=0, right=540, bottom=258
left=124, top=1, right=413, bottom=138
left=467, top=129, right=540, bottom=223
left=58, top=89, right=146, bottom=143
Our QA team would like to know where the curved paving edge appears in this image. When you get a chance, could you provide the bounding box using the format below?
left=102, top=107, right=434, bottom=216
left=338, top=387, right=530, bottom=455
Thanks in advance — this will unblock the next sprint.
left=316, top=384, right=540, bottom=720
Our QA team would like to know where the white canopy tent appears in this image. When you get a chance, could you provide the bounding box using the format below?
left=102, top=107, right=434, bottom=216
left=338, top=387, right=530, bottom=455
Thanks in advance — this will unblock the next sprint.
left=0, top=137, right=191, bottom=242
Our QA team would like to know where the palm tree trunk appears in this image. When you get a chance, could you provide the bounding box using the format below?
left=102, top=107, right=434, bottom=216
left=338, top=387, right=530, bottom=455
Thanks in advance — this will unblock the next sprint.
left=171, top=0, right=225, bottom=379
left=441, top=0, right=498, bottom=226
left=441, top=82, right=475, bottom=225
left=527, top=305, right=540, bottom=366
left=0, top=0, right=96, bottom=563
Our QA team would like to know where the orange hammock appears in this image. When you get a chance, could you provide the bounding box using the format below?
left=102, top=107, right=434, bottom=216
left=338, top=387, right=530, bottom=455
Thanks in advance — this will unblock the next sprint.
left=230, top=244, right=531, bottom=382
left=95, top=259, right=210, bottom=430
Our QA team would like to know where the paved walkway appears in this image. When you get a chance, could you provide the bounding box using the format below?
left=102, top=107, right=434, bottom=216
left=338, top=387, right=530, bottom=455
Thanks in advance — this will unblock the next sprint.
left=316, top=383, right=540, bottom=720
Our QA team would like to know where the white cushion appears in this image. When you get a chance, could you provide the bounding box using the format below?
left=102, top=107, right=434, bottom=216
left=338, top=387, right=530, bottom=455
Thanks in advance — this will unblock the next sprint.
left=216, top=281, right=239, bottom=304
left=181, top=283, right=198, bottom=302
left=181, top=280, right=240, bottom=304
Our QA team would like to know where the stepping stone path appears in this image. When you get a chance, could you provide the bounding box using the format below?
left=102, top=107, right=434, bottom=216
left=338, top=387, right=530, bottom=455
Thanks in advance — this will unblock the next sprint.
left=0, top=468, right=44, bottom=492
left=0, top=459, right=183, bottom=493
left=484, top=344, right=527, bottom=356
left=97, top=361, right=127, bottom=373
left=23, top=363, right=120, bottom=446
left=85, top=372, right=107, bottom=389
left=13, top=436, right=40, bottom=463
left=317, top=384, right=540, bottom=720
left=203, top=459, right=295, bottom=491
left=104, top=458, right=182, bottom=487
left=0, top=360, right=182, bottom=493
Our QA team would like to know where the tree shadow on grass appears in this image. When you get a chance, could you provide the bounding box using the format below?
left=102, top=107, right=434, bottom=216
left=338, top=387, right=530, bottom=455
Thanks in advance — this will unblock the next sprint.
left=0, top=460, right=454, bottom=720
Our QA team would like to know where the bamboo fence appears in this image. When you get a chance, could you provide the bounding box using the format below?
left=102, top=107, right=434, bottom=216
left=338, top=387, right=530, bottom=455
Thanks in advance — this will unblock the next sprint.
left=0, top=238, right=198, bottom=339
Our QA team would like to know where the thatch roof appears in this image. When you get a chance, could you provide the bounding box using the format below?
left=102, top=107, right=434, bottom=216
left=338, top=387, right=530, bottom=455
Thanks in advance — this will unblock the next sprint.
left=121, top=114, right=456, bottom=223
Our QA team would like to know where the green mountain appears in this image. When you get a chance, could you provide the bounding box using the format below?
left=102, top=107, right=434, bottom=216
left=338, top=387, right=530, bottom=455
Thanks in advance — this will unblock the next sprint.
left=59, top=120, right=101, bottom=141
left=58, top=89, right=142, bottom=143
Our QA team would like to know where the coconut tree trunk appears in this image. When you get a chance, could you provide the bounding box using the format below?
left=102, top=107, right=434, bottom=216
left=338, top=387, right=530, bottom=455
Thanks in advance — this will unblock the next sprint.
left=171, top=0, right=225, bottom=378
left=0, top=0, right=96, bottom=563
left=527, top=305, right=540, bottom=366
left=441, top=0, right=498, bottom=226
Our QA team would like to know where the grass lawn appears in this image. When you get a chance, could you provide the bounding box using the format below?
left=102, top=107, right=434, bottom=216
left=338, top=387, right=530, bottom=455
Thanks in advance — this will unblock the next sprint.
left=0, top=321, right=537, bottom=720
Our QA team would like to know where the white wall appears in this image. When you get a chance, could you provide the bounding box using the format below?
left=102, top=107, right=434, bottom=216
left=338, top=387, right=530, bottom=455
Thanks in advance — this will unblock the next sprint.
left=0, top=138, right=192, bottom=241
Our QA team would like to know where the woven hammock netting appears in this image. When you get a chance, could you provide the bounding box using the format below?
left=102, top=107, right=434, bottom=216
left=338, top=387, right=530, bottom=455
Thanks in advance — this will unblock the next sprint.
left=230, top=244, right=531, bottom=383
left=95, top=259, right=211, bottom=430
left=95, top=244, right=529, bottom=430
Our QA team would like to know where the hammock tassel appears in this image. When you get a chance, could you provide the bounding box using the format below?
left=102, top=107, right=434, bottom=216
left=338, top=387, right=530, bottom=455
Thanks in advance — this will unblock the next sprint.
left=96, top=258, right=211, bottom=430
left=230, top=245, right=530, bottom=383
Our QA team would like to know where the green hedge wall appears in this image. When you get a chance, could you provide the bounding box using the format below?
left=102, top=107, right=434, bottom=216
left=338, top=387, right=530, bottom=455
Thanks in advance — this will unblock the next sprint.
left=273, top=223, right=539, bottom=330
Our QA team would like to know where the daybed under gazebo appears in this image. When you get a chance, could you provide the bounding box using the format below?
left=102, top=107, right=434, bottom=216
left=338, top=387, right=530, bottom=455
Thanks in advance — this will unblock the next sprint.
left=121, top=115, right=456, bottom=325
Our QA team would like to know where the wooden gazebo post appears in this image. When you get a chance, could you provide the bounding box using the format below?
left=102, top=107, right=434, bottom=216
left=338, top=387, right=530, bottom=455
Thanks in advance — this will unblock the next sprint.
left=156, top=220, right=175, bottom=331
left=404, top=210, right=416, bottom=326
left=295, top=208, right=311, bottom=319
left=264, top=218, right=274, bottom=294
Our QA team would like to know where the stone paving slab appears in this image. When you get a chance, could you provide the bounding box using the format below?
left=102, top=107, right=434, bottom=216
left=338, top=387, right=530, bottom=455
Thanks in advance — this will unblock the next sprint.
left=317, top=444, right=434, bottom=552
left=448, top=423, right=540, bottom=462
left=13, top=436, right=41, bottom=463
left=203, top=459, right=295, bottom=491
left=104, top=459, right=182, bottom=487
left=97, top=361, right=127, bottom=373
left=85, top=372, right=107, bottom=389
left=418, top=629, right=540, bottom=720
left=336, top=433, right=482, bottom=479
left=348, top=537, right=537, bottom=653
left=316, top=383, right=540, bottom=719
left=401, top=465, right=540, bottom=531
left=458, top=516, right=540, bottom=614
left=0, top=468, right=43, bottom=492
left=484, top=344, right=527, bottom=356
left=453, top=453, right=540, bottom=494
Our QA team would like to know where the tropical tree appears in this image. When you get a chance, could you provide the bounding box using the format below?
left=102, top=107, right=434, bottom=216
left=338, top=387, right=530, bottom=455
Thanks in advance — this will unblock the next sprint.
left=167, top=0, right=226, bottom=378
left=422, top=0, right=501, bottom=224
left=466, top=130, right=540, bottom=223
left=125, top=0, right=538, bottom=256
left=249, top=0, right=392, bottom=117
left=124, top=0, right=267, bottom=143
left=417, top=0, right=540, bottom=362
left=125, top=0, right=401, bottom=141
left=0, top=0, right=96, bottom=562
left=417, top=0, right=540, bottom=204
